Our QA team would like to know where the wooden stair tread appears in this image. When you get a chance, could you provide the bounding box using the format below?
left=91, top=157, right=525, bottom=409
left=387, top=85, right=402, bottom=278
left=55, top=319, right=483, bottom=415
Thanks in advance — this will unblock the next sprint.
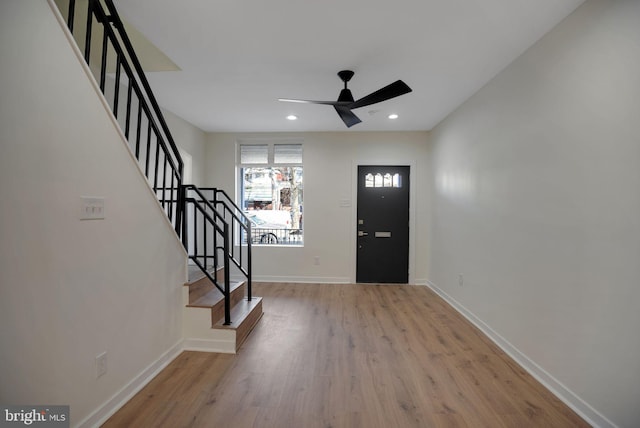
left=183, top=266, right=263, bottom=350
left=187, top=281, right=244, bottom=308
left=215, top=297, right=263, bottom=350
left=214, top=297, right=263, bottom=329
left=185, top=266, right=224, bottom=303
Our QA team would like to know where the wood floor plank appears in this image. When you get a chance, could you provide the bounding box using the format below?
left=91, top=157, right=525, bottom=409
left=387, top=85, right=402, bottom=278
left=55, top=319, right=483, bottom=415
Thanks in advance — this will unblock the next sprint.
left=103, top=283, right=589, bottom=427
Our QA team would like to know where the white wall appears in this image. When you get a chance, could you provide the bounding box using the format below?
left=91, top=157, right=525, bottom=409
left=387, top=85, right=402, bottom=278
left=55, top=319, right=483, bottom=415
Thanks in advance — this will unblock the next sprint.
left=99, top=77, right=206, bottom=187
left=205, top=132, right=430, bottom=284
left=427, top=1, right=640, bottom=427
left=162, top=109, right=207, bottom=186
left=0, top=1, right=186, bottom=426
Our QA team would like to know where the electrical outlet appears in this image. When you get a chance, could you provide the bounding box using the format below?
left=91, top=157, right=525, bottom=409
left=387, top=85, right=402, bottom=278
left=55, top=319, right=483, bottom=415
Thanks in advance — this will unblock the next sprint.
left=314, top=256, right=320, bottom=266
left=96, top=352, right=107, bottom=378
left=458, top=274, right=464, bottom=287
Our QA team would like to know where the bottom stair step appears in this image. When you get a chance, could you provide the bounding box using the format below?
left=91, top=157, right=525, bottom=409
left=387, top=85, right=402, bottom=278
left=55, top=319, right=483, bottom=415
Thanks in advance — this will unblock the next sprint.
left=214, top=297, right=263, bottom=351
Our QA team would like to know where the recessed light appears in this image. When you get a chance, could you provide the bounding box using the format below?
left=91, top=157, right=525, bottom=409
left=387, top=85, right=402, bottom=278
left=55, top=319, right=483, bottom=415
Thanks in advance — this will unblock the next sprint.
left=286, top=115, right=298, bottom=121
left=388, top=114, right=399, bottom=120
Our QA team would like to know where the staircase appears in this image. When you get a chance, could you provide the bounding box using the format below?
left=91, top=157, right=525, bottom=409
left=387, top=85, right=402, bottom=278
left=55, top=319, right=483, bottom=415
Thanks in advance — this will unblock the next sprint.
left=184, top=267, right=262, bottom=352
left=56, top=0, right=262, bottom=352
left=181, top=185, right=262, bottom=352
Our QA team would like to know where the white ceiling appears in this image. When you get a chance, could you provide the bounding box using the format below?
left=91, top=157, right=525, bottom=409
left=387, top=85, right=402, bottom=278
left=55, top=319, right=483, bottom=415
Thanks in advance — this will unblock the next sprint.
left=113, top=0, right=584, bottom=133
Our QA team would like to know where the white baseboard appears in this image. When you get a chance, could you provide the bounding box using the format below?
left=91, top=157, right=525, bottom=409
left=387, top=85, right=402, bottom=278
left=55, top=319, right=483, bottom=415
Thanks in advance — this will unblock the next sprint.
left=426, top=281, right=616, bottom=428
left=253, top=275, right=351, bottom=284
left=76, top=337, right=237, bottom=428
left=79, top=283, right=612, bottom=428
left=76, top=339, right=184, bottom=428
left=253, top=276, right=429, bottom=285
left=182, top=338, right=236, bottom=354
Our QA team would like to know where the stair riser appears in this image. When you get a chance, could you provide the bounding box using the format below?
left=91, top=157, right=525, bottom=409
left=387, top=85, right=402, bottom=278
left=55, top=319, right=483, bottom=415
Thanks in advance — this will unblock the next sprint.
left=188, top=276, right=215, bottom=304
left=187, top=267, right=226, bottom=304
left=210, top=282, right=246, bottom=326
left=184, top=267, right=262, bottom=353
left=234, top=299, right=263, bottom=350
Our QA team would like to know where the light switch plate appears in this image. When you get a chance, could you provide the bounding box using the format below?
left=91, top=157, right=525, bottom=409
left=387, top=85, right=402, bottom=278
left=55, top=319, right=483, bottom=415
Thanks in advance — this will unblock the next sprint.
left=80, top=197, right=105, bottom=220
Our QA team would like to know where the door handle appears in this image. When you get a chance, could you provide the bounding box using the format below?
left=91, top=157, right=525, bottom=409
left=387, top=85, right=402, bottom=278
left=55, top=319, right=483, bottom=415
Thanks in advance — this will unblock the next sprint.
left=358, top=231, right=368, bottom=237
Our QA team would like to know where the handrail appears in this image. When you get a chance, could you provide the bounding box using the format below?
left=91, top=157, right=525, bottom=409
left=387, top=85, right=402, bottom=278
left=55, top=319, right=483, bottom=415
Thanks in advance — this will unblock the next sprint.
left=57, top=0, right=253, bottom=325
left=182, top=186, right=253, bottom=303
left=182, top=186, right=231, bottom=324
left=62, top=0, right=183, bottom=233
left=100, top=0, right=183, bottom=173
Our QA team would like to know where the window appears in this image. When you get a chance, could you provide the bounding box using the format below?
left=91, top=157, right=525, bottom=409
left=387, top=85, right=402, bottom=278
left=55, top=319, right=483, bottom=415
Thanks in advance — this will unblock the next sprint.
left=365, top=172, right=403, bottom=188
left=239, top=143, right=303, bottom=245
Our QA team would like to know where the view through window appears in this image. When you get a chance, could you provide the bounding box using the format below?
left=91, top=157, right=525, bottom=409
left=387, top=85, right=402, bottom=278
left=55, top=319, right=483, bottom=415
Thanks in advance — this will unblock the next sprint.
left=239, top=144, right=303, bottom=245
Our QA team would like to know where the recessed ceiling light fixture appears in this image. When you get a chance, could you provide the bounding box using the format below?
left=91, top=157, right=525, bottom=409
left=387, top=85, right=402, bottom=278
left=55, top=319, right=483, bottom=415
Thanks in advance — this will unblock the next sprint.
left=388, top=114, right=399, bottom=120
left=286, top=115, right=298, bottom=121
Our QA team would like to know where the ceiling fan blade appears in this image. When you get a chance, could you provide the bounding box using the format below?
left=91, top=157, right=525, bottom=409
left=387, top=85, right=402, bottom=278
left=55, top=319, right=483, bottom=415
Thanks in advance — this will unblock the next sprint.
left=278, top=98, right=350, bottom=106
left=349, top=80, right=412, bottom=110
left=334, top=106, right=362, bottom=128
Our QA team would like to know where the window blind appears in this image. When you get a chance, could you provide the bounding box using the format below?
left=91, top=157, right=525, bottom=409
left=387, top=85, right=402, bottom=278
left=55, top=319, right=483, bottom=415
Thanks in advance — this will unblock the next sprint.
left=274, top=144, right=303, bottom=164
left=240, top=144, right=269, bottom=164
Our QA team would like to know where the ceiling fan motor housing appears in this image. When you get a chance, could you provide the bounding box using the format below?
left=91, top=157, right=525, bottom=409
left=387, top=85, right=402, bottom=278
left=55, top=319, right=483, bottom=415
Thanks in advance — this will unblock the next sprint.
left=338, top=88, right=354, bottom=103
left=337, top=70, right=355, bottom=102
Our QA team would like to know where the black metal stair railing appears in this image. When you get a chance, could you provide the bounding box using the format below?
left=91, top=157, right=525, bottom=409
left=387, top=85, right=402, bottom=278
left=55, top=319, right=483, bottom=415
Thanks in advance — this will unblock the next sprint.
left=181, top=186, right=232, bottom=325
left=192, top=188, right=253, bottom=301
left=61, top=0, right=183, bottom=232
left=57, top=0, right=253, bottom=325
left=181, top=186, right=254, bottom=325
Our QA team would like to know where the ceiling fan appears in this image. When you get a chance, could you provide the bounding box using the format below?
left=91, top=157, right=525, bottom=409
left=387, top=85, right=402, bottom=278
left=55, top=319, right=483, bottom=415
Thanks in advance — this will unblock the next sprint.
left=279, top=70, right=412, bottom=128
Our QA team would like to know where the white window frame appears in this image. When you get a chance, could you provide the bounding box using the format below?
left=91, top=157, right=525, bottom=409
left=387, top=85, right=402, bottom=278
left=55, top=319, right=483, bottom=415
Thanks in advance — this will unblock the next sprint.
left=237, top=141, right=304, bottom=246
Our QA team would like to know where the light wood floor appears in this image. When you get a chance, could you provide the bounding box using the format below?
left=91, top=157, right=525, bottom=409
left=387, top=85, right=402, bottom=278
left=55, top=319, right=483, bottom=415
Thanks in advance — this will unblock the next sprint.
left=104, top=283, right=588, bottom=427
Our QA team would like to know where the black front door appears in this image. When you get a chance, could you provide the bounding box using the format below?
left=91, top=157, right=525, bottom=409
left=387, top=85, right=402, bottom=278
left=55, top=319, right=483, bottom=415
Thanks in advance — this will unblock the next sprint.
left=356, top=165, right=410, bottom=283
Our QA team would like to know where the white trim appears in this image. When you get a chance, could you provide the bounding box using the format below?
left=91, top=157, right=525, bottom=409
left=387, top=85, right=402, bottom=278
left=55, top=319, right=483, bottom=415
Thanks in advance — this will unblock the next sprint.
left=253, top=276, right=427, bottom=285
left=75, top=337, right=240, bottom=428
left=236, top=137, right=304, bottom=146
left=182, top=338, right=237, bottom=354
left=426, top=281, right=617, bottom=428
left=76, top=340, right=183, bottom=428
left=253, top=275, right=351, bottom=284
